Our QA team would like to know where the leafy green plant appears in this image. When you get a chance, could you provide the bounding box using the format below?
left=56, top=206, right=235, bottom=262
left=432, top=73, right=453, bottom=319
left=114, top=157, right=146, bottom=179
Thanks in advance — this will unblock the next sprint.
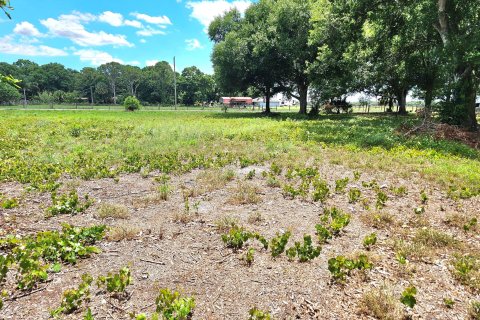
left=469, top=301, right=480, bottom=319
left=282, top=184, right=299, bottom=199
left=47, top=190, right=93, bottom=217
left=362, top=180, right=379, bottom=189
left=451, top=255, right=480, bottom=291
left=0, top=224, right=105, bottom=290
left=286, top=235, right=321, bottom=262
left=221, top=227, right=268, bottom=251
left=312, top=178, right=330, bottom=203
left=420, top=190, right=428, bottom=204
left=239, top=157, right=257, bottom=168
left=157, top=184, right=171, bottom=201
left=363, top=233, right=377, bottom=250
left=270, top=231, right=291, bottom=258
left=248, top=307, right=272, bottom=320
left=244, top=248, right=255, bottom=266
left=376, top=191, right=388, bottom=209
left=155, top=288, right=195, bottom=320
left=400, top=286, right=417, bottom=308
left=391, top=185, right=408, bottom=196
left=1, top=197, right=19, bottom=209
left=51, top=274, right=93, bottom=316
left=443, top=298, right=455, bottom=309
left=221, top=226, right=253, bottom=251
left=328, top=254, right=373, bottom=282
left=316, top=207, right=351, bottom=243
left=270, top=163, right=282, bottom=176
left=84, top=308, right=94, bottom=320
left=348, top=188, right=361, bottom=203
left=124, top=96, right=141, bottom=111
left=464, top=218, right=478, bottom=232
left=97, top=267, right=132, bottom=295
left=353, top=171, right=361, bottom=181
left=396, top=252, right=408, bottom=265
left=414, top=206, right=425, bottom=215
left=246, top=170, right=256, bottom=180
left=335, top=177, right=349, bottom=193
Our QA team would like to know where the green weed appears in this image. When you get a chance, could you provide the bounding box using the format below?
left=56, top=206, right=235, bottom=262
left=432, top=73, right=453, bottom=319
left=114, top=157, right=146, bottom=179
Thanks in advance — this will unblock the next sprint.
left=316, top=207, right=351, bottom=243
left=328, top=254, right=373, bottom=282
left=51, top=274, right=93, bottom=316
left=286, top=235, right=321, bottom=262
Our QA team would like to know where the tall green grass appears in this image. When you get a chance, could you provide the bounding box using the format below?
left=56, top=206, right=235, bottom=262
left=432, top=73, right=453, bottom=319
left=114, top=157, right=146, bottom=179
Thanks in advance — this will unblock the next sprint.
left=0, top=110, right=478, bottom=197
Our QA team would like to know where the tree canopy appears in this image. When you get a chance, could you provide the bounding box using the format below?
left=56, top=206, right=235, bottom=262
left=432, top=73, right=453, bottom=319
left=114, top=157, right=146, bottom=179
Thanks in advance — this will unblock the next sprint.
left=0, top=59, right=218, bottom=106
left=209, top=0, right=479, bottom=129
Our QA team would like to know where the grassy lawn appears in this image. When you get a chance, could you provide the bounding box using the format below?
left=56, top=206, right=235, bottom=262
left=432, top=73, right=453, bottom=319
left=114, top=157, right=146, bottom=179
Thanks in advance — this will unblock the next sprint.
left=1, top=110, right=478, bottom=197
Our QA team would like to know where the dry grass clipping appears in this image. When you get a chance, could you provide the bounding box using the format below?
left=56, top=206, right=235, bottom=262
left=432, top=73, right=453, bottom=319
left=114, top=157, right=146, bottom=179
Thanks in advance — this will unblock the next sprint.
left=358, top=286, right=404, bottom=320
left=107, top=224, right=141, bottom=242
left=228, top=182, right=260, bottom=205
left=192, top=168, right=235, bottom=196
left=96, top=203, right=130, bottom=219
left=360, top=211, right=398, bottom=229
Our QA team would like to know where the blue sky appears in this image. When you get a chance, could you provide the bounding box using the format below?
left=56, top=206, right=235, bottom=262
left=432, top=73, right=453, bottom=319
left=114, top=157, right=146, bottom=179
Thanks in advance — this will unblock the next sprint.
left=0, top=0, right=252, bottom=73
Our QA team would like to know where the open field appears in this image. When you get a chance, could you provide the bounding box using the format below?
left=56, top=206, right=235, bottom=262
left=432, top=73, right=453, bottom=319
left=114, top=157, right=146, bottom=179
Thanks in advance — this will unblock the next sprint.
left=0, top=104, right=424, bottom=114
left=0, top=110, right=479, bottom=319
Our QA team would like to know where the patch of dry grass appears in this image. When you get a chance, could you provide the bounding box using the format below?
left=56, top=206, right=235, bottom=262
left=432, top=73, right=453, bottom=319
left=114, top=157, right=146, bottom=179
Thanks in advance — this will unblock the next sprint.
left=247, top=211, right=263, bottom=224
left=413, top=228, right=458, bottom=249
left=192, top=168, right=235, bottom=196
left=215, top=216, right=239, bottom=232
left=451, top=254, right=480, bottom=293
left=444, top=213, right=479, bottom=232
left=358, top=285, right=404, bottom=320
left=393, top=228, right=459, bottom=261
left=131, top=192, right=168, bottom=209
left=96, top=203, right=130, bottom=219
left=360, top=211, right=398, bottom=229
left=106, top=224, right=141, bottom=242
left=227, top=182, right=260, bottom=205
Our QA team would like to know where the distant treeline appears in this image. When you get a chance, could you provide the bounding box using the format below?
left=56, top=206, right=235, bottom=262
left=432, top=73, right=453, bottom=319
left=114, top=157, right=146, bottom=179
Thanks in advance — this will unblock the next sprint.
left=0, top=60, right=218, bottom=106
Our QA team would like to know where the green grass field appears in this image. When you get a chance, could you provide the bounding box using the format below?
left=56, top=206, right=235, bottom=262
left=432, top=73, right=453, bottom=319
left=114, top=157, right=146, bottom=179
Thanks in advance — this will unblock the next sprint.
left=1, top=110, right=478, bottom=198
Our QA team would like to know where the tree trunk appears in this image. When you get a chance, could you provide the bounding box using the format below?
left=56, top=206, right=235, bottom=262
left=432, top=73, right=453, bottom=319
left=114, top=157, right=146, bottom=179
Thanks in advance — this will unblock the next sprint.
left=298, top=85, right=308, bottom=114
left=424, top=83, right=434, bottom=119
left=457, top=67, right=478, bottom=131
left=23, top=88, right=27, bottom=107
left=90, top=86, right=94, bottom=105
left=265, top=89, right=271, bottom=114
left=397, top=89, right=408, bottom=115
left=113, top=84, right=117, bottom=105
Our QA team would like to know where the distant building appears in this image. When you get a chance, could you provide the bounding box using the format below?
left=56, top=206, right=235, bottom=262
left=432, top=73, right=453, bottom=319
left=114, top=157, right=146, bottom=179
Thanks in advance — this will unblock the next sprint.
left=253, top=93, right=298, bottom=108
left=220, top=97, right=253, bottom=107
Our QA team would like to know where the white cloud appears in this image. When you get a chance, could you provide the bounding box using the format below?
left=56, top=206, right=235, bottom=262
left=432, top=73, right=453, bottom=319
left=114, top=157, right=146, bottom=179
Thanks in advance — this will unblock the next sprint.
left=124, top=20, right=143, bottom=28
left=98, top=11, right=124, bottom=27
left=131, top=12, right=172, bottom=25
left=13, top=21, right=43, bottom=37
left=186, top=0, right=251, bottom=30
left=98, top=11, right=143, bottom=29
left=136, top=26, right=166, bottom=37
left=139, top=39, right=147, bottom=43
left=74, top=49, right=124, bottom=66
left=146, top=60, right=159, bottom=67
left=41, top=12, right=133, bottom=47
left=185, top=38, right=203, bottom=51
left=0, top=35, right=68, bottom=56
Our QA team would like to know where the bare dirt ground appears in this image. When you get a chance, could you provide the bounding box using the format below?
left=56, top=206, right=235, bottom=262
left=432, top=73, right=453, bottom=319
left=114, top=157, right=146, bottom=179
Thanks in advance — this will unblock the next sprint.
left=0, top=162, right=479, bottom=320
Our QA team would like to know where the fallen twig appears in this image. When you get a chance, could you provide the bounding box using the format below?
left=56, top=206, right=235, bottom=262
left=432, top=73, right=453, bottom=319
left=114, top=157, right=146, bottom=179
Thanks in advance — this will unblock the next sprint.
left=140, top=258, right=166, bottom=266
